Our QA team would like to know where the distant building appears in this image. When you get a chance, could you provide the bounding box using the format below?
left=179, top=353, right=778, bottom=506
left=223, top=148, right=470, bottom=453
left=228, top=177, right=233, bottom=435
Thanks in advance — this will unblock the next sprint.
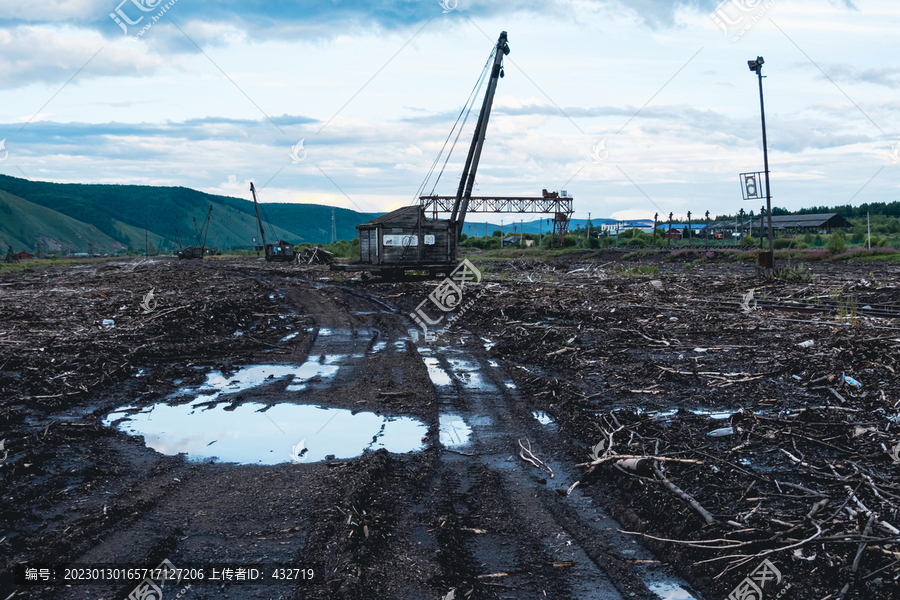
left=502, top=234, right=532, bottom=247
left=15, top=252, right=34, bottom=260
left=664, top=229, right=682, bottom=241
left=600, top=220, right=656, bottom=234
left=749, top=213, right=850, bottom=233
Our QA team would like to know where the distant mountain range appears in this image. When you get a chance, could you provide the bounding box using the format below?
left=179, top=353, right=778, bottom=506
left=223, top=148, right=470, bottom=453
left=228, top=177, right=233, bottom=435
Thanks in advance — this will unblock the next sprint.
left=0, top=175, right=378, bottom=254
left=0, top=174, right=627, bottom=255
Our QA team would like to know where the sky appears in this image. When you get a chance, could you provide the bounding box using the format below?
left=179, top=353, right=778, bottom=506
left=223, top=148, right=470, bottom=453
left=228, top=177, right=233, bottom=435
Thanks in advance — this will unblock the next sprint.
left=0, top=0, right=897, bottom=221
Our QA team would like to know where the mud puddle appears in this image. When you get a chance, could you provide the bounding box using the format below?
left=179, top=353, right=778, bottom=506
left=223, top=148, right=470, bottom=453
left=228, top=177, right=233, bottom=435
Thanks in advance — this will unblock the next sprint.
left=104, top=401, right=427, bottom=464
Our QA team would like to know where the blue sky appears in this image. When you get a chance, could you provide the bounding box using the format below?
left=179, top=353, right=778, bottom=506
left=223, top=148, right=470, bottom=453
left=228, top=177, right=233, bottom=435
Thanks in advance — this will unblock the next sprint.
left=0, top=0, right=897, bottom=220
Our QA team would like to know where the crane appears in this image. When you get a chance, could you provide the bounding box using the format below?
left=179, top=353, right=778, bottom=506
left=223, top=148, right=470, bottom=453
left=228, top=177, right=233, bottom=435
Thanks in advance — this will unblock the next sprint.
left=343, top=31, right=510, bottom=279
left=177, top=205, right=212, bottom=259
left=250, top=182, right=295, bottom=262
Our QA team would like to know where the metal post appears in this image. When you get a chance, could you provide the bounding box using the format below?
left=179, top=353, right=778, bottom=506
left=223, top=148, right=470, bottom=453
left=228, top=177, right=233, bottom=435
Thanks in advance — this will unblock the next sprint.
left=687, top=211, right=692, bottom=246
left=749, top=56, right=774, bottom=268
left=668, top=212, right=673, bottom=246
left=705, top=210, right=710, bottom=247
left=653, top=212, right=658, bottom=246
left=760, top=205, right=765, bottom=249
left=739, top=208, right=745, bottom=243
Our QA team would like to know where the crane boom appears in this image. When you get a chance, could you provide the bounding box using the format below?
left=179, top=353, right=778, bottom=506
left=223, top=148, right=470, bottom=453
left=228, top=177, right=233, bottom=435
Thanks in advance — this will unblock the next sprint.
left=200, top=205, right=212, bottom=255
left=250, top=182, right=268, bottom=252
left=449, top=31, right=509, bottom=233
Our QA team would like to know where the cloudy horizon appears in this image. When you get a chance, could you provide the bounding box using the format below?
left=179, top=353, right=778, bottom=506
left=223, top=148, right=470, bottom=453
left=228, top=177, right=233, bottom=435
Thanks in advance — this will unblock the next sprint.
left=0, top=0, right=897, bottom=222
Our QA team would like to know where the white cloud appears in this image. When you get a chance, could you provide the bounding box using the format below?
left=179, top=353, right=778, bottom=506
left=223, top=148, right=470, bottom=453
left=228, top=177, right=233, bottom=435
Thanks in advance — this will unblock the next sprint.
left=0, top=26, right=165, bottom=90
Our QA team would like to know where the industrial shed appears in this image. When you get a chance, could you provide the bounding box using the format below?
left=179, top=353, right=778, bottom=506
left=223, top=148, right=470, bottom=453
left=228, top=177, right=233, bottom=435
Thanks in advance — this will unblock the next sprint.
left=355, top=206, right=456, bottom=274
left=751, top=213, right=851, bottom=232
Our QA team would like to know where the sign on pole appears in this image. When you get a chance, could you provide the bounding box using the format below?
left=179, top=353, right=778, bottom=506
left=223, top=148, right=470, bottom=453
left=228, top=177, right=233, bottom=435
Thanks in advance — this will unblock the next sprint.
left=739, top=171, right=767, bottom=201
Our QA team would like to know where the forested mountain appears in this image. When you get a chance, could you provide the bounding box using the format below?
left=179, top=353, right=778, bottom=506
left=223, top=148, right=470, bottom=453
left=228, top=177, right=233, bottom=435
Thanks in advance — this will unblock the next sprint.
left=0, top=175, right=378, bottom=253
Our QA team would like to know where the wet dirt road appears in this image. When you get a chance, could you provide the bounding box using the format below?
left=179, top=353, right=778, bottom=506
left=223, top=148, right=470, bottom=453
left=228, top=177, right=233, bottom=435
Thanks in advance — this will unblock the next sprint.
left=4, top=262, right=699, bottom=600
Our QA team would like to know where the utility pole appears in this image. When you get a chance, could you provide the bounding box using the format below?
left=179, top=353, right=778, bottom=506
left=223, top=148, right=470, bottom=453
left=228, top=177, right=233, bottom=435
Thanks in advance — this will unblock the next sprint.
left=667, top=212, right=673, bottom=246
left=687, top=211, right=692, bottom=245
left=705, top=210, right=710, bottom=247
left=653, top=212, right=658, bottom=246
left=739, top=208, right=745, bottom=242
left=749, top=56, right=774, bottom=269
left=587, top=212, right=591, bottom=243
left=331, top=207, right=337, bottom=244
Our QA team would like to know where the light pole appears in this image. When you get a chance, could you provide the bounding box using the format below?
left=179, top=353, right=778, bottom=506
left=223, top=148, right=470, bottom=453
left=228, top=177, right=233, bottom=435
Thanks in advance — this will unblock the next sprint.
left=749, top=56, right=774, bottom=268
left=653, top=212, right=658, bottom=246
left=705, top=210, right=710, bottom=247
left=687, top=211, right=692, bottom=245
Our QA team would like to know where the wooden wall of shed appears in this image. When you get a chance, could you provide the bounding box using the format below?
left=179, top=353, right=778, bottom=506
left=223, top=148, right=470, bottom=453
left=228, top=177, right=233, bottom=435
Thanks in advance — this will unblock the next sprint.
left=357, top=220, right=455, bottom=265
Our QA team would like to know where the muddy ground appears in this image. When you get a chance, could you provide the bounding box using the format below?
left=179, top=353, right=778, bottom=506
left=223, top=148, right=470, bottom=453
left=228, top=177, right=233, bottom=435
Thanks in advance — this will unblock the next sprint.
left=1, top=252, right=899, bottom=600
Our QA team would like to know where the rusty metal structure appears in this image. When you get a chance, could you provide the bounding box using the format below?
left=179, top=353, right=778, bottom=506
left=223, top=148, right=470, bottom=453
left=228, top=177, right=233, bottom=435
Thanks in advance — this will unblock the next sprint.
left=418, top=190, right=574, bottom=244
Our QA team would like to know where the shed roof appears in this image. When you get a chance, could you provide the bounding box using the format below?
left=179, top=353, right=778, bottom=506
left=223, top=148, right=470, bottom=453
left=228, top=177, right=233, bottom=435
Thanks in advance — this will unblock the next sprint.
left=357, top=206, right=423, bottom=227
left=750, top=213, right=851, bottom=229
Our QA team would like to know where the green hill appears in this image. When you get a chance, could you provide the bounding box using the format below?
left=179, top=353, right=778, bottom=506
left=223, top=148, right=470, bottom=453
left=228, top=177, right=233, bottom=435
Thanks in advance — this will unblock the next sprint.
left=0, top=175, right=379, bottom=252
left=0, top=190, right=132, bottom=254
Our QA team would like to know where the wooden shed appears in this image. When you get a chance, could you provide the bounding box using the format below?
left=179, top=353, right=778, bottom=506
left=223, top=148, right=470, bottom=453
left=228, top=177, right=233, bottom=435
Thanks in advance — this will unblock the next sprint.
left=356, top=206, right=457, bottom=274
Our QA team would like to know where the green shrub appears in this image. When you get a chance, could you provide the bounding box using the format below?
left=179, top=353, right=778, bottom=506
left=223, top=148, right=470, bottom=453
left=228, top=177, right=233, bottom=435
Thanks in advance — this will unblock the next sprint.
left=634, top=265, right=660, bottom=275
left=773, top=238, right=793, bottom=250
left=826, top=231, right=847, bottom=254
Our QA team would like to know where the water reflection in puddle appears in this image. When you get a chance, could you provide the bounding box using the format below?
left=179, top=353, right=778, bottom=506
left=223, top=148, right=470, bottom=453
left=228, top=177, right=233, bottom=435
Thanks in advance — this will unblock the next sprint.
left=105, top=402, right=427, bottom=464
left=647, top=582, right=697, bottom=600
left=447, top=358, right=493, bottom=391
left=423, top=357, right=452, bottom=386
left=440, top=414, right=471, bottom=447
left=639, top=408, right=736, bottom=421
left=533, top=411, right=553, bottom=425
left=186, top=363, right=340, bottom=402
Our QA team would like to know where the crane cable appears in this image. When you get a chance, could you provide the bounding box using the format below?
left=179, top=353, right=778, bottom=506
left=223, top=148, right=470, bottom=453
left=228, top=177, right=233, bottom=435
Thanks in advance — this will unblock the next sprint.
left=400, top=44, right=496, bottom=264
left=411, top=47, right=496, bottom=206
